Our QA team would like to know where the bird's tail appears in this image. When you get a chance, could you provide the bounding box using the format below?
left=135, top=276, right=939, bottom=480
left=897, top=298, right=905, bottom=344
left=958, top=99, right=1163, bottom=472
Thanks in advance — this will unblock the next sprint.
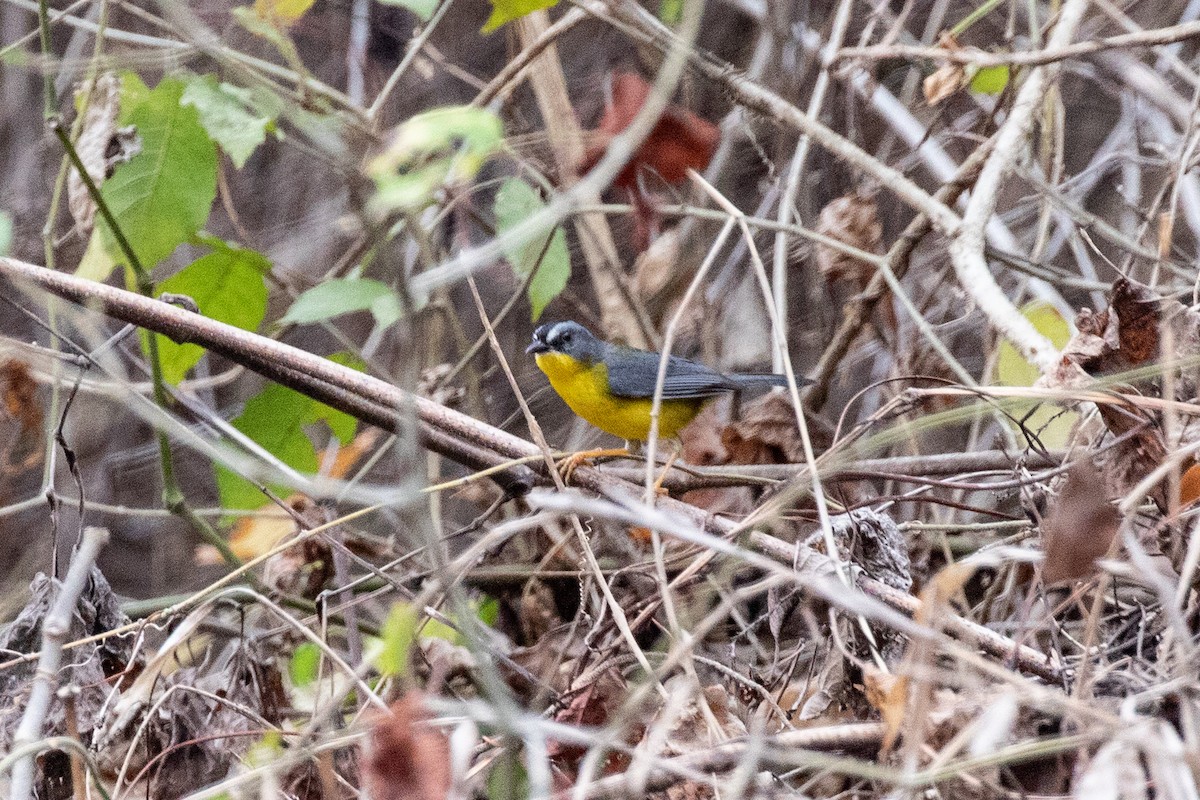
left=726, top=373, right=812, bottom=390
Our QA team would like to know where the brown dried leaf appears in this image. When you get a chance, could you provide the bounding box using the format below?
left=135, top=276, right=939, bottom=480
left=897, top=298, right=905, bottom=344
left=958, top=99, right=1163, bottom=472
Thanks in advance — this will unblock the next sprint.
left=923, top=63, right=965, bottom=105
left=261, top=496, right=333, bottom=599
left=863, top=665, right=908, bottom=751
left=1041, top=460, right=1121, bottom=586
left=0, top=359, right=43, bottom=476
left=362, top=692, right=451, bottom=800
left=678, top=402, right=755, bottom=516
left=815, top=191, right=882, bottom=286
left=720, top=392, right=807, bottom=465
left=1052, top=278, right=1200, bottom=382
left=547, top=667, right=628, bottom=772
left=519, top=578, right=562, bottom=644
left=68, top=73, right=140, bottom=238
left=1181, top=462, right=1200, bottom=508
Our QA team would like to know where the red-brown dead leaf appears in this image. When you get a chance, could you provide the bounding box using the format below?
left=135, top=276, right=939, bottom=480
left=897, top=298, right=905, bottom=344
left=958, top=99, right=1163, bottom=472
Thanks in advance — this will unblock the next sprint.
left=0, top=359, right=44, bottom=476
left=675, top=402, right=755, bottom=515
left=1041, top=460, right=1122, bottom=586
left=579, top=70, right=720, bottom=190
left=1052, top=278, right=1195, bottom=382
left=362, top=692, right=451, bottom=800
left=579, top=70, right=719, bottom=250
left=1108, top=279, right=1162, bottom=368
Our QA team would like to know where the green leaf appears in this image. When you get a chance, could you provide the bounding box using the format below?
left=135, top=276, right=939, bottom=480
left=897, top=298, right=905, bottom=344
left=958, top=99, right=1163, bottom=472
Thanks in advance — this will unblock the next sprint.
left=376, top=0, right=439, bottom=22
left=290, top=641, right=322, bottom=687
left=180, top=75, right=276, bottom=168
left=301, top=352, right=363, bottom=446
left=153, top=241, right=270, bottom=384
left=98, top=75, right=217, bottom=271
left=968, top=64, right=1010, bottom=95
left=366, top=106, right=503, bottom=214
left=487, top=748, right=529, bottom=800
left=232, top=6, right=305, bottom=65
left=215, top=353, right=360, bottom=509
left=0, top=211, right=11, bottom=257
left=281, top=278, right=397, bottom=325
left=377, top=602, right=418, bottom=677
left=477, top=595, right=499, bottom=627
left=481, top=0, right=557, bottom=33
left=254, top=0, right=316, bottom=26
left=996, top=301, right=1077, bottom=449
left=75, top=230, right=117, bottom=281
left=493, top=178, right=570, bottom=320
left=217, top=382, right=320, bottom=511
left=658, top=0, right=681, bottom=25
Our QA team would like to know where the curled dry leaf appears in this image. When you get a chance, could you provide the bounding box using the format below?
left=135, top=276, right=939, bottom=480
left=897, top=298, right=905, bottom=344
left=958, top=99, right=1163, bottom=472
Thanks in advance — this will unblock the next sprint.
left=816, top=191, right=882, bottom=287
left=923, top=63, right=965, bottom=105
left=1041, top=279, right=1191, bottom=502
left=362, top=692, right=452, bottom=800
left=1048, top=277, right=1200, bottom=386
left=923, top=32, right=967, bottom=106
left=68, top=73, right=141, bottom=238
left=1041, top=460, right=1121, bottom=586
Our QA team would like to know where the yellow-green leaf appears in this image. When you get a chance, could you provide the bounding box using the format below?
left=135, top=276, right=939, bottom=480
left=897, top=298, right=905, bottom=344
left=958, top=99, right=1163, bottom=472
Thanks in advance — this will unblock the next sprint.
left=968, top=64, right=1010, bottom=95
left=367, top=106, right=503, bottom=214
left=254, top=0, right=315, bottom=26
left=377, top=602, right=418, bottom=678
left=481, top=0, right=558, bottom=32
left=153, top=240, right=270, bottom=384
left=996, top=301, right=1076, bottom=449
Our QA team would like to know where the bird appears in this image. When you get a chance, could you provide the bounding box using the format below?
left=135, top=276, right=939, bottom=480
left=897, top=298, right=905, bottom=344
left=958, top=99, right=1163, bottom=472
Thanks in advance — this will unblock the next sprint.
left=526, top=320, right=803, bottom=448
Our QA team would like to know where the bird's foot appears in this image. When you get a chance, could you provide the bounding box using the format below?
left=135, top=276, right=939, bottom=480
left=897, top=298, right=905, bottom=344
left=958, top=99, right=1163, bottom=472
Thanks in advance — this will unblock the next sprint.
left=557, top=447, right=632, bottom=484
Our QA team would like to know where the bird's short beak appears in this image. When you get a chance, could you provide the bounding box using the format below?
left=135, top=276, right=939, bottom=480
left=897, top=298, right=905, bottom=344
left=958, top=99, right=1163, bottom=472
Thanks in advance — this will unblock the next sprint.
left=526, top=340, right=549, bottom=355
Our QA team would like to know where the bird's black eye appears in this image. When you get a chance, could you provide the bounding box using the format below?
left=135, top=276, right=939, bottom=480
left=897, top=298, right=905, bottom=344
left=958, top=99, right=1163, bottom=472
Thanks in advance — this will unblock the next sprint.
left=561, top=331, right=572, bottom=344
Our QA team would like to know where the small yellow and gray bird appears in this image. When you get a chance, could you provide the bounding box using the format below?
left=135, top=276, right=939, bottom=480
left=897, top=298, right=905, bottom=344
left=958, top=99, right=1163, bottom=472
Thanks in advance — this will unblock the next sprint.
left=527, top=320, right=803, bottom=443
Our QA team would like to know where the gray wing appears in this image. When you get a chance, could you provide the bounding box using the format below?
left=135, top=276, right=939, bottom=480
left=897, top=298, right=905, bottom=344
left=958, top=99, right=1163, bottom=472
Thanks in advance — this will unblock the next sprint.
left=605, top=346, right=737, bottom=399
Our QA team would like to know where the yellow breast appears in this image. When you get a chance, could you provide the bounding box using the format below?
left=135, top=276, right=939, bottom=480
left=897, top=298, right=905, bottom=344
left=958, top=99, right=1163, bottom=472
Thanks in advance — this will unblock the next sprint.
left=534, top=352, right=703, bottom=441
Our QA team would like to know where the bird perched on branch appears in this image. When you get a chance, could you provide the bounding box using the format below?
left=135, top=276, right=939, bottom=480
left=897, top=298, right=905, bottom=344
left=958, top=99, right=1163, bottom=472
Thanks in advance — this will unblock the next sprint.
left=527, top=321, right=802, bottom=447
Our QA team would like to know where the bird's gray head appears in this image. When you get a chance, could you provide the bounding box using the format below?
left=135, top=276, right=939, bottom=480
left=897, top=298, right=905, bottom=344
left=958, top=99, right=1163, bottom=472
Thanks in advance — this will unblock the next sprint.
left=526, top=321, right=605, bottom=362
